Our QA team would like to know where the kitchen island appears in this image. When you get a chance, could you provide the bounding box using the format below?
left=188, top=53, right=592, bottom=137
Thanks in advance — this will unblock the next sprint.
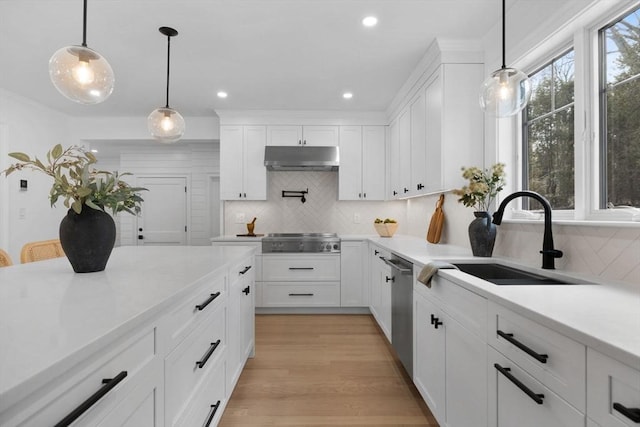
left=0, top=245, right=256, bottom=427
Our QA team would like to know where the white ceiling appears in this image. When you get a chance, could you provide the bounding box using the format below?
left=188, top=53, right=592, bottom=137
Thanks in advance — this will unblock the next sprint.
left=0, top=0, right=506, bottom=118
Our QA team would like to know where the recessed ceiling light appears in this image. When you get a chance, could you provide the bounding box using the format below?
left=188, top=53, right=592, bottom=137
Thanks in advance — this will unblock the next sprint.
left=362, top=16, right=378, bottom=27
left=343, top=92, right=353, bottom=99
left=217, top=91, right=228, bottom=98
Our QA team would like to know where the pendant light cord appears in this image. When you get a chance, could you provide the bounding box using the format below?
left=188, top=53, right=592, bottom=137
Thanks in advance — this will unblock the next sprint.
left=165, top=35, right=171, bottom=108
left=501, top=0, right=506, bottom=69
left=81, top=0, right=88, bottom=47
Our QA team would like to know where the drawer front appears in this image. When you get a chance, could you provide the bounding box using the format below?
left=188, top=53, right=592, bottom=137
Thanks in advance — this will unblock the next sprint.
left=488, top=301, right=586, bottom=411
left=262, top=282, right=340, bottom=307
left=176, top=359, right=226, bottom=427
left=430, top=275, right=487, bottom=340
left=167, top=275, right=225, bottom=350
left=6, top=327, right=157, bottom=427
left=489, top=347, right=585, bottom=427
left=587, top=348, right=640, bottom=427
left=262, top=255, right=340, bottom=281
left=165, top=305, right=226, bottom=426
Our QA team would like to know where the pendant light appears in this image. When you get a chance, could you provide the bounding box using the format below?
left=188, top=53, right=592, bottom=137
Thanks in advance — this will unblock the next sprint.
left=49, top=0, right=114, bottom=104
left=148, top=27, right=185, bottom=144
left=479, top=0, right=531, bottom=117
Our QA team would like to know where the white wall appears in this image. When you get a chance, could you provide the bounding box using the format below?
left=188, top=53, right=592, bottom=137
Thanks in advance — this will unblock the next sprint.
left=0, top=89, right=73, bottom=263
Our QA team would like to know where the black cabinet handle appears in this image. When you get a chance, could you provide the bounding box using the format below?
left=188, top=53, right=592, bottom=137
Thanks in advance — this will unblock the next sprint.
left=196, top=292, right=221, bottom=311
left=204, top=400, right=222, bottom=427
left=613, top=402, right=640, bottom=422
left=242, top=285, right=250, bottom=295
left=54, top=371, right=128, bottom=427
left=404, top=187, right=409, bottom=193
left=289, top=293, right=314, bottom=296
left=239, top=265, right=252, bottom=275
left=417, top=183, right=424, bottom=190
left=196, top=340, right=221, bottom=369
left=430, top=314, right=443, bottom=329
left=385, top=276, right=394, bottom=283
left=497, top=330, right=548, bottom=363
left=289, top=267, right=314, bottom=270
left=393, top=190, right=398, bottom=196
left=374, top=250, right=380, bottom=255
left=494, top=363, right=544, bottom=404
left=363, top=193, right=367, bottom=198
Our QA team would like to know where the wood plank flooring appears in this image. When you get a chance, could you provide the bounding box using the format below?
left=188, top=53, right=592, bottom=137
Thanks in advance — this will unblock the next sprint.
left=219, top=314, right=439, bottom=426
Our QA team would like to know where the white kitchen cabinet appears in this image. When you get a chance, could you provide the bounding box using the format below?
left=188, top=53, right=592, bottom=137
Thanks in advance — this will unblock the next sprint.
left=410, top=90, right=427, bottom=195
left=340, top=240, right=368, bottom=307
left=220, top=125, right=267, bottom=200
left=413, top=275, right=487, bottom=427
left=388, top=117, right=401, bottom=199
left=226, top=256, right=255, bottom=394
left=398, top=107, right=412, bottom=198
left=587, top=348, right=640, bottom=427
left=369, top=244, right=392, bottom=342
left=338, top=126, right=386, bottom=201
left=266, top=125, right=339, bottom=146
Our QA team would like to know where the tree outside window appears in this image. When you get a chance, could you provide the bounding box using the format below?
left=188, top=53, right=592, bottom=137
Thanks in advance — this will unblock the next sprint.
left=522, top=50, right=575, bottom=211
left=600, top=6, right=640, bottom=209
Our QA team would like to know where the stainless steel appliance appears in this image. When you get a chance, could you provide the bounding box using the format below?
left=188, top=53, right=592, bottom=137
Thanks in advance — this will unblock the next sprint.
left=383, top=254, right=414, bottom=377
left=264, top=146, right=339, bottom=171
left=262, top=233, right=341, bottom=253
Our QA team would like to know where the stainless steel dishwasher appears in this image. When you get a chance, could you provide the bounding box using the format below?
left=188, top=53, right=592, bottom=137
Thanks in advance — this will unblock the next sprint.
left=383, top=254, right=414, bottom=377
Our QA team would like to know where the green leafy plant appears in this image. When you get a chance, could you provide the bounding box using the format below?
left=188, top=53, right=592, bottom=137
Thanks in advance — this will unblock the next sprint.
left=452, top=163, right=506, bottom=212
left=3, top=144, right=146, bottom=215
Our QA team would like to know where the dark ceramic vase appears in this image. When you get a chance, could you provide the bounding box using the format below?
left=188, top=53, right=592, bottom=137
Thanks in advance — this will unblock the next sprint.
left=59, top=208, right=116, bottom=273
left=468, top=211, right=497, bottom=257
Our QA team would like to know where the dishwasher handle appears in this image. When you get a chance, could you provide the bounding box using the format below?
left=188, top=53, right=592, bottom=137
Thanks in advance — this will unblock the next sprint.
left=382, top=257, right=413, bottom=274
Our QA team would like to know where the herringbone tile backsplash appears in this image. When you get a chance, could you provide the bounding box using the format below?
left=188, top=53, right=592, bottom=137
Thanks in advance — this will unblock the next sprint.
left=224, top=171, right=639, bottom=288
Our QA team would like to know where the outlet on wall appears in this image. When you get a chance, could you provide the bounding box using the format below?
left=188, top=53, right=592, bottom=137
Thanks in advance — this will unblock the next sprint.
left=235, top=213, right=246, bottom=224
left=353, top=213, right=361, bottom=223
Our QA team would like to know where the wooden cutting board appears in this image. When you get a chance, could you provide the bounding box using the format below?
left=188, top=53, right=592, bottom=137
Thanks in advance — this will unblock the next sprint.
left=427, top=194, right=445, bottom=244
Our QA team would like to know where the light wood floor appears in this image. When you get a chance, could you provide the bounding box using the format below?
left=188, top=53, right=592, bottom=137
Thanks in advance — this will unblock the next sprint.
left=219, top=314, right=439, bottom=426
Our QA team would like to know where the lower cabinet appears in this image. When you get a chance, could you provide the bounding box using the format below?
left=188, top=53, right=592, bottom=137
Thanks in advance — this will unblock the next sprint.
left=369, top=244, right=392, bottom=342
left=413, top=275, right=487, bottom=427
left=340, top=239, right=368, bottom=307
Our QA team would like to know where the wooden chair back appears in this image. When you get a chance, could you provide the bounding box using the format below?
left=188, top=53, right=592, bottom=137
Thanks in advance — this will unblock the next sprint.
left=20, top=239, right=65, bottom=263
left=0, top=249, right=13, bottom=267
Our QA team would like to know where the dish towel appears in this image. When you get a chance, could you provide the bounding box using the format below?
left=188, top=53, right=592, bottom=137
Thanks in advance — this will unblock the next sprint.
left=417, top=261, right=458, bottom=288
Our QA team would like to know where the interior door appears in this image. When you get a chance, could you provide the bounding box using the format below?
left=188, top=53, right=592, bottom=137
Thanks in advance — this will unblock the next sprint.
left=137, top=177, right=187, bottom=245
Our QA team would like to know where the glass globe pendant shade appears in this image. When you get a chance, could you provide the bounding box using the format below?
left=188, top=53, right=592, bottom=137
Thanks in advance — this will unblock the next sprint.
left=148, top=107, right=185, bottom=144
left=479, top=67, right=532, bottom=117
left=49, top=45, right=114, bottom=104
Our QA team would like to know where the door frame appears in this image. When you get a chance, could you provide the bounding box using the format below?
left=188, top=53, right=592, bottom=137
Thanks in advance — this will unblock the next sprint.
left=135, top=174, right=191, bottom=246
left=207, top=174, right=222, bottom=239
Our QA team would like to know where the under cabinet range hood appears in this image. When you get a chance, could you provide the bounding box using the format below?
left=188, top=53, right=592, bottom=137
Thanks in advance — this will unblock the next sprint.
left=264, top=146, right=339, bottom=171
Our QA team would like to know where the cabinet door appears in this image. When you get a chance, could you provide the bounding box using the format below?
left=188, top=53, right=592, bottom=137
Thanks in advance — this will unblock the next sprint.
left=410, top=91, right=426, bottom=194
left=362, top=126, right=386, bottom=200
left=414, top=293, right=446, bottom=424
left=338, top=126, right=363, bottom=200
left=243, top=126, right=267, bottom=200
left=303, top=125, right=340, bottom=146
left=266, top=125, right=302, bottom=145
left=398, top=107, right=412, bottom=197
left=424, top=72, right=443, bottom=193
left=389, top=118, right=401, bottom=198
left=340, top=240, right=367, bottom=306
left=220, top=126, right=244, bottom=200
left=445, top=312, right=487, bottom=427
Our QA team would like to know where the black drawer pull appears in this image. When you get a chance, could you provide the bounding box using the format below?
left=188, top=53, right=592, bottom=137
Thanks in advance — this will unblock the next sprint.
left=613, top=402, right=640, bottom=422
left=239, top=266, right=252, bottom=275
left=430, top=314, right=443, bottom=329
left=196, top=292, right=221, bottom=311
left=204, top=400, right=222, bottom=427
left=196, top=340, right=221, bottom=369
left=494, top=363, right=544, bottom=404
left=243, top=285, right=250, bottom=295
left=385, top=276, right=394, bottom=283
left=54, top=371, right=128, bottom=427
left=497, top=330, right=548, bottom=363
left=374, top=250, right=380, bottom=255
left=289, top=267, right=314, bottom=270
left=289, top=293, right=314, bottom=296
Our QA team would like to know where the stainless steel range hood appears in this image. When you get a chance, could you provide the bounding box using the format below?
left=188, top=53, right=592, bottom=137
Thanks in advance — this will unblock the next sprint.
left=264, top=146, right=339, bottom=171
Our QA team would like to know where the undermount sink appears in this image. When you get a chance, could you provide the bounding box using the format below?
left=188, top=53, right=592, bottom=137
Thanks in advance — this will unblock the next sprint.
left=453, top=263, right=588, bottom=285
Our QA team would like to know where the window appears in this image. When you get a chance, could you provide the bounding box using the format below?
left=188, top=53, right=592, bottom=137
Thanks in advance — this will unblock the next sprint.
left=522, top=50, right=575, bottom=210
left=599, top=6, right=640, bottom=209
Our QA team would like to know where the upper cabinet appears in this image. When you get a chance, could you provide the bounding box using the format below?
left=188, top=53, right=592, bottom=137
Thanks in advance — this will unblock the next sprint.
left=266, top=125, right=339, bottom=146
left=388, top=42, right=484, bottom=199
left=338, top=126, right=386, bottom=201
left=220, top=125, right=267, bottom=200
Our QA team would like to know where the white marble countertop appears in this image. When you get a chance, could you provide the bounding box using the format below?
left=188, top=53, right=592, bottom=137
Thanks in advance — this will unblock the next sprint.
left=0, top=245, right=256, bottom=410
